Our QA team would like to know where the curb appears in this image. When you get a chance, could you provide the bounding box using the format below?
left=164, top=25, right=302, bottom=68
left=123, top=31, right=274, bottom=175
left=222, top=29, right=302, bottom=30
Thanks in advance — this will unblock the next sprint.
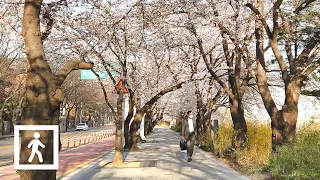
left=0, top=161, right=12, bottom=167
left=0, top=135, right=14, bottom=140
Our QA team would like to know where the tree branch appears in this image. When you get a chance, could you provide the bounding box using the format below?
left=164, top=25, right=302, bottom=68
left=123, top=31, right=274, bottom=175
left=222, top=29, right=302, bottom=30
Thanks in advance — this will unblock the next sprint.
left=91, top=69, right=116, bottom=115
left=294, top=0, right=317, bottom=14
left=139, top=79, right=194, bottom=114
left=245, top=3, right=272, bottom=39
left=91, top=49, right=117, bottom=85
left=281, top=14, right=294, bottom=73
left=189, top=23, right=235, bottom=99
left=304, top=46, right=320, bottom=68
left=58, top=60, right=93, bottom=83
left=299, top=31, right=320, bottom=63
left=41, top=3, right=54, bottom=42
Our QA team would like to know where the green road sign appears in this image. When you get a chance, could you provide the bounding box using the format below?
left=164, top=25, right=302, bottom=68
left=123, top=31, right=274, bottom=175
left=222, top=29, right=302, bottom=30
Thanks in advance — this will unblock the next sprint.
left=81, top=70, right=119, bottom=80
left=81, top=70, right=108, bottom=80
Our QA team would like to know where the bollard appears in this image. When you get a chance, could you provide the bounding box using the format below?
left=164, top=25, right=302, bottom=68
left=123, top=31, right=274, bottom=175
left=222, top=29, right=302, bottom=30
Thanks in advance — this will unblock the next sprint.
left=84, top=135, right=87, bottom=144
left=79, top=135, right=82, bottom=146
left=67, top=136, right=70, bottom=149
left=92, top=133, right=94, bottom=142
left=12, top=155, right=14, bottom=163
left=73, top=136, right=76, bottom=148
left=88, top=134, right=91, bottom=143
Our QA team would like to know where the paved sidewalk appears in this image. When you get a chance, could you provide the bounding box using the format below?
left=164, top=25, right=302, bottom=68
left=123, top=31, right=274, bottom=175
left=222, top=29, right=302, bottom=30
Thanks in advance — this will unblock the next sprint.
left=62, top=127, right=249, bottom=180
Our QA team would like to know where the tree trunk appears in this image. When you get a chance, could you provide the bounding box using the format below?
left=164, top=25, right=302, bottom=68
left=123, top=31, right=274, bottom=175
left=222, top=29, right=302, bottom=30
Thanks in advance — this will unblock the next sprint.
left=144, top=111, right=152, bottom=135
left=124, top=111, right=133, bottom=150
left=229, top=97, right=247, bottom=149
left=252, top=0, right=287, bottom=151
left=271, top=81, right=301, bottom=150
left=124, top=91, right=135, bottom=150
left=65, top=110, right=71, bottom=132
left=18, top=1, right=93, bottom=179
left=0, top=96, right=12, bottom=136
left=129, top=112, right=143, bottom=150
left=112, top=88, right=124, bottom=165
left=195, top=81, right=204, bottom=134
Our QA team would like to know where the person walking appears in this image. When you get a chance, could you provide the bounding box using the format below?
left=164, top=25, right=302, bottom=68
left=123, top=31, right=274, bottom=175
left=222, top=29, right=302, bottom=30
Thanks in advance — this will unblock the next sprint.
left=181, top=111, right=196, bottom=162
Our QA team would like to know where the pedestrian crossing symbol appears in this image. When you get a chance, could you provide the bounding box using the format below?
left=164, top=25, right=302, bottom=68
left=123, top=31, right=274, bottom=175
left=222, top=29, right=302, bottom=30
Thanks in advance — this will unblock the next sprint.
left=14, top=125, right=59, bottom=170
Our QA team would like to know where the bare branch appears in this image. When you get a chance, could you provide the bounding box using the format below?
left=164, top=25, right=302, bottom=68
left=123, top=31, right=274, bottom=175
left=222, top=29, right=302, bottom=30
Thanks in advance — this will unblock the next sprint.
left=58, top=60, right=93, bottom=82
left=294, top=0, right=317, bottom=14
left=91, top=69, right=116, bottom=115
left=189, top=23, right=235, bottom=99
left=281, top=14, right=294, bottom=72
left=41, top=3, right=54, bottom=42
left=245, top=3, right=273, bottom=39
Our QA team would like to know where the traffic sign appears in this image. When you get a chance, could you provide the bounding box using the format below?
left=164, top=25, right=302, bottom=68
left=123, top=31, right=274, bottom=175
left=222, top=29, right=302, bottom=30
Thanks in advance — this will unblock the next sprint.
left=113, top=78, right=129, bottom=94
left=80, top=70, right=108, bottom=80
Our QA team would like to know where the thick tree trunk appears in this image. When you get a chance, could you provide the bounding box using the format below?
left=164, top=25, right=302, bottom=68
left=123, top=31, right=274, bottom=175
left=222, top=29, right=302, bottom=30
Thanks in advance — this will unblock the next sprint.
left=229, top=97, right=247, bottom=149
left=271, top=81, right=301, bottom=150
left=18, top=1, right=58, bottom=178
left=123, top=111, right=133, bottom=150
left=18, top=1, right=93, bottom=179
left=144, top=111, right=152, bottom=135
left=113, top=89, right=124, bottom=165
left=124, top=91, right=135, bottom=150
left=129, top=112, right=143, bottom=150
left=283, top=81, right=301, bottom=141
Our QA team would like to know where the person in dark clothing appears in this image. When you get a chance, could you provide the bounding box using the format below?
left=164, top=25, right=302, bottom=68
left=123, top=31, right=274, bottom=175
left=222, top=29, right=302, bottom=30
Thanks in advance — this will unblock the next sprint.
left=181, top=111, right=196, bottom=162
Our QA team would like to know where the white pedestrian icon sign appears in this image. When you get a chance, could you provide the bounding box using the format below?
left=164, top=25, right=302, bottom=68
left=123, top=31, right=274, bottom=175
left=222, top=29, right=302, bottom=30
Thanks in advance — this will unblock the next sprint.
left=28, top=132, right=45, bottom=163
left=14, top=125, right=59, bottom=170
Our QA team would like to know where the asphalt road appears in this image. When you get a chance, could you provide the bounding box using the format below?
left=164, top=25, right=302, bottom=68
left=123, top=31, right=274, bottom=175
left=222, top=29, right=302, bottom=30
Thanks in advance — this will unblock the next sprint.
left=0, top=125, right=115, bottom=167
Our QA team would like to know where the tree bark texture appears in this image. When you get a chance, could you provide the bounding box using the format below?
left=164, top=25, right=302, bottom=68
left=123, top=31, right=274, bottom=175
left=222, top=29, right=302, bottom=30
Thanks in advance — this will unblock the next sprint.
left=113, top=86, right=124, bottom=165
left=19, top=1, right=93, bottom=179
left=124, top=90, right=135, bottom=150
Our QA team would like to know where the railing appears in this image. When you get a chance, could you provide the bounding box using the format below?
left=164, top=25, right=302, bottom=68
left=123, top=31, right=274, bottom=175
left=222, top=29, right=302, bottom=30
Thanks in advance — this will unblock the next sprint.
left=63, top=129, right=116, bottom=151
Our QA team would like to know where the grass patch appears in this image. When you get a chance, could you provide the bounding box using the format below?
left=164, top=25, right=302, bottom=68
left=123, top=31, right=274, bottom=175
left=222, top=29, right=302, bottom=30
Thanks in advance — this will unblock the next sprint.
left=171, top=125, right=181, bottom=132
left=269, top=129, right=320, bottom=179
left=156, top=121, right=170, bottom=128
left=198, top=120, right=320, bottom=178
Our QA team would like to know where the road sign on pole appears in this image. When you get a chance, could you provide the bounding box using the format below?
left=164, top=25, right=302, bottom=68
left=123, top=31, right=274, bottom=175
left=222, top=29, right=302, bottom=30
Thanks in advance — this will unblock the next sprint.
left=81, top=70, right=108, bottom=80
left=112, top=78, right=129, bottom=94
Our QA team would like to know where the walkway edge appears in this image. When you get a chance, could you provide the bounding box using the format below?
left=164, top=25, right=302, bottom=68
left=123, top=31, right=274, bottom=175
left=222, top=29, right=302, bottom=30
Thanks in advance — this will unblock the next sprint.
left=57, top=147, right=115, bottom=179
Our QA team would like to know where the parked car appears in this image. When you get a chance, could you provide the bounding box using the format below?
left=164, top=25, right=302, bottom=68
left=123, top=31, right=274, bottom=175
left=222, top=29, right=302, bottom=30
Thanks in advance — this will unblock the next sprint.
left=76, top=123, right=89, bottom=131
